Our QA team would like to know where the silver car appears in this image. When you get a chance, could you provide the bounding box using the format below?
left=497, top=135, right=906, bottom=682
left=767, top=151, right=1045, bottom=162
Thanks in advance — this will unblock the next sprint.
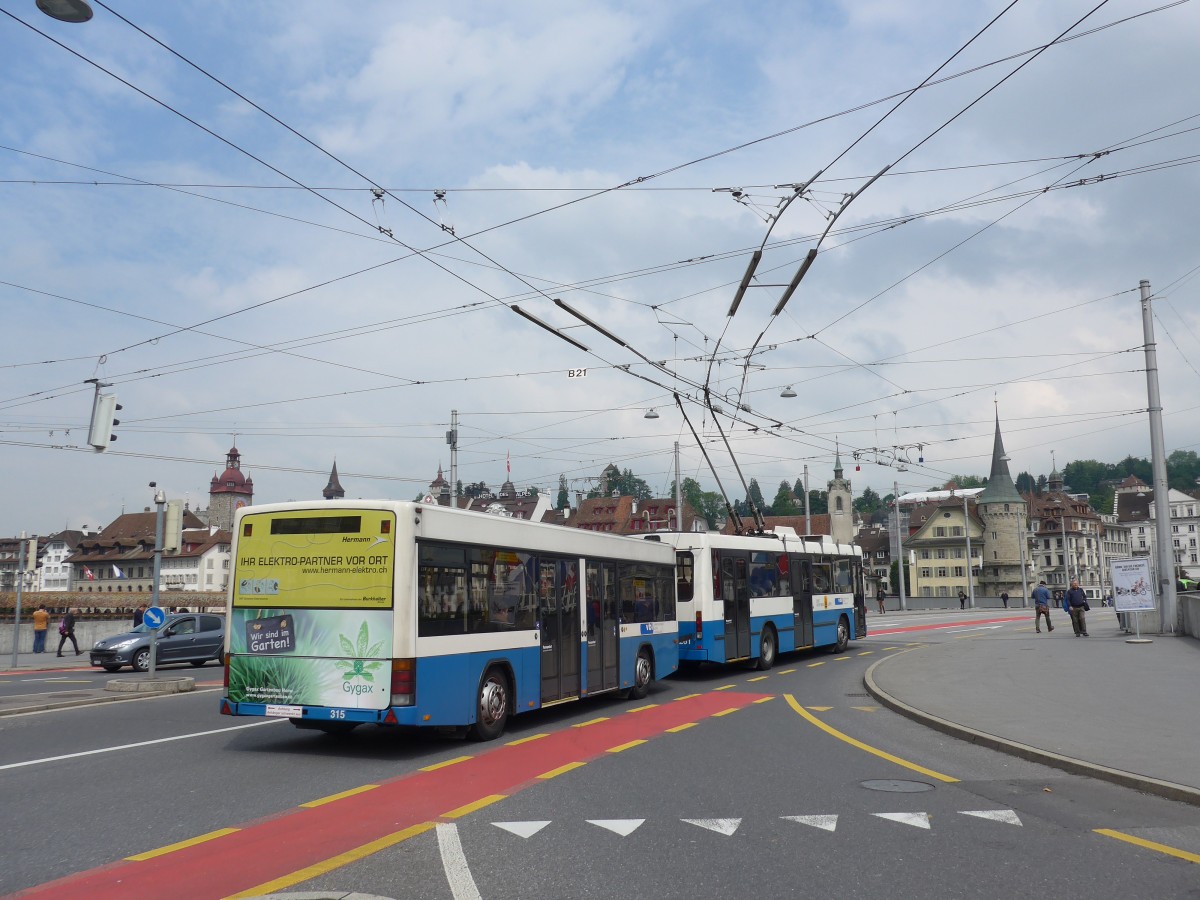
left=90, top=613, right=225, bottom=673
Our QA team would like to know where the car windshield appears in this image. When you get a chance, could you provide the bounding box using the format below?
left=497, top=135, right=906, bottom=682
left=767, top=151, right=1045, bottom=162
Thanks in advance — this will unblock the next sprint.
left=128, top=617, right=182, bottom=634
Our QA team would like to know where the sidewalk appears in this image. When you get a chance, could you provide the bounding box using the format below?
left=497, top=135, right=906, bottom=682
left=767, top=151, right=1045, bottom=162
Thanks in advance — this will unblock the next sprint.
left=865, top=607, right=1200, bottom=806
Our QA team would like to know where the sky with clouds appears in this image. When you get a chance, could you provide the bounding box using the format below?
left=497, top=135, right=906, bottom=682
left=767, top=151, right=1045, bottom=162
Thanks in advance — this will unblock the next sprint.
left=2, top=0, right=1199, bottom=538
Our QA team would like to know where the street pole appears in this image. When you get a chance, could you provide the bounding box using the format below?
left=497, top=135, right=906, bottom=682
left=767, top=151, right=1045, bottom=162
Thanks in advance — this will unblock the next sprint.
left=674, top=442, right=683, bottom=531
left=1017, top=517, right=1029, bottom=608
left=449, top=409, right=459, bottom=508
left=964, top=494, right=975, bottom=609
left=894, top=481, right=907, bottom=612
left=1141, top=280, right=1177, bottom=634
left=150, top=488, right=165, bottom=677
left=803, top=465, right=811, bottom=535
left=10, top=531, right=26, bottom=667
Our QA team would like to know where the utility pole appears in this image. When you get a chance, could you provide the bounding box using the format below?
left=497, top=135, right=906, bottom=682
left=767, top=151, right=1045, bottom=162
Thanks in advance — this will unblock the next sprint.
left=803, top=465, right=811, bottom=535
left=448, top=410, right=459, bottom=508
left=10, top=531, right=27, bottom=667
left=894, top=481, right=907, bottom=612
left=1017, top=518, right=1030, bottom=608
left=150, top=486, right=165, bottom=678
left=674, top=442, right=683, bottom=531
left=1141, top=280, right=1177, bottom=634
left=964, top=494, right=975, bottom=608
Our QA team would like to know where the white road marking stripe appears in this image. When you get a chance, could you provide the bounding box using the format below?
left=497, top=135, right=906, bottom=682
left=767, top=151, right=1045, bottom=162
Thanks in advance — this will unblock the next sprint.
left=587, top=819, right=644, bottom=836
left=437, top=823, right=483, bottom=900
left=683, top=818, right=741, bottom=836
left=782, top=815, right=838, bottom=832
left=0, top=720, right=281, bottom=771
left=493, top=821, right=551, bottom=839
left=874, top=812, right=931, bottom=829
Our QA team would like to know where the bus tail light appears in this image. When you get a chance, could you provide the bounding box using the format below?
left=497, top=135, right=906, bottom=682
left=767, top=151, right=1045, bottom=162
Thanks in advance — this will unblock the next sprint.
left=223, top=652, right=230, bottom=689
left=390, top=658, right=415, bottom=707
left=695, top=611, right=703, bottom=639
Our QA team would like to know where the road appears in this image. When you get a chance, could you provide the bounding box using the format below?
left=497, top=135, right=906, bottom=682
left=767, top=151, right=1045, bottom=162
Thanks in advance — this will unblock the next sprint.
left=2, top=611, right=1196, bottom=899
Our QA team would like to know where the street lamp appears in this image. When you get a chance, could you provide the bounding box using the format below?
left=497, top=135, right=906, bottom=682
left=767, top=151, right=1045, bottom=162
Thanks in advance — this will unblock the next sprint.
left=36, top=0, right=93, bottom=22
left=150, top=483, right=165, bottom=677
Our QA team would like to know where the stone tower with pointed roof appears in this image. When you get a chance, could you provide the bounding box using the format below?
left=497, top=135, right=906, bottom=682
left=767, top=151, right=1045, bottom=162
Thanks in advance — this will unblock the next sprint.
left=209, top=445, right=253, bottom=531
left=976, top=414, right=1028, bottom=597
left=827, top=449, right=854, bottom=544
left=323, top=461, right=345, bottom=500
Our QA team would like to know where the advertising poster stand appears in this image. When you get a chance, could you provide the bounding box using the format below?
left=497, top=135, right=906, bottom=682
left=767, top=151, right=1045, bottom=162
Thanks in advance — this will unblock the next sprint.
left=1109, top=558, right=1155, bottom=645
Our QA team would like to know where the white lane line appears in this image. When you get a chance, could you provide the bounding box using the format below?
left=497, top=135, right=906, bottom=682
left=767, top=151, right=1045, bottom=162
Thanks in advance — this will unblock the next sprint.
left=0, top=720, right=282, bottom=771
left=960, top=809, right=1022, bottom=826
left=683, top=818, right=741, bottom=836
left=874, top=812, right=931, bottom=829
left=437, top=822, right=483, bottom=900
left=782, top=814, right=838, bottom=832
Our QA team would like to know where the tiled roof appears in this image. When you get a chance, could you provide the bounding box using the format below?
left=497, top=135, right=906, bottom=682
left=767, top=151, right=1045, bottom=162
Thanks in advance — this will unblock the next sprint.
left=720, top=514, right=832, bottom=536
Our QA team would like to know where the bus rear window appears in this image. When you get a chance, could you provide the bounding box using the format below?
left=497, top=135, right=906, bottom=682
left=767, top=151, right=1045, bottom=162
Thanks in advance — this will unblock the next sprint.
left=270, top=515, right=362, bottom=535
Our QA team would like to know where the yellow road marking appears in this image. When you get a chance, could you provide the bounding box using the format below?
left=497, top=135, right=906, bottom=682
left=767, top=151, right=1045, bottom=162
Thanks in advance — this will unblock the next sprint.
left=881, top=646, right=898, bottom=650
left=807, top=661, right=825, bottom=668
left=777, top=668, right=796, bottom=674
left=419, top=755, right=473, bottom=772
left=713, top=684, right=736, bottom=691
left=753, top=696, right=775, bottom=704
left=673, top=693, right=701, bottom=701
left=223, top=822, right=433, bottom=899
left=1095, top=829, right=1200, bottom=864
left=301, top=784, right=379, bottom=808
left=712, top=707, right=740, bottom=717
left=442, top=794, right=506, bottom=819
left=851, top=706, right=878, bottom=712
left=126, top=828, right=240, bottom=862
left=785, top=694, right=958, bottom=783
left=607, top=739, right=647, bottom=753
left=667, top=722, right=697, bottom=732
left=626, top=704, right=658, bottom=713
left=834, top=656, right=851, bottom=661
left=857, top=651, right=873, bottom=656
left=572, top=717, right=609, bottom=728
left=748, top=676, right=769, bottom=682
left=505, top=733, right=548, bottom=746
left=806, top=706, right=833, bottom=712
left=539, top=761, right=586, bottom=779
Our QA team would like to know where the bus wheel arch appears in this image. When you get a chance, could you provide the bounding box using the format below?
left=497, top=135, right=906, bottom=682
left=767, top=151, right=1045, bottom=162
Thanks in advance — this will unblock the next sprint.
left=829, top=615, right=850, bottom=654
left=629, top=645, right=654, bottom=700
left=468, top=664, right=512, bottom=742
left=757, top=624, right=778, bottom=670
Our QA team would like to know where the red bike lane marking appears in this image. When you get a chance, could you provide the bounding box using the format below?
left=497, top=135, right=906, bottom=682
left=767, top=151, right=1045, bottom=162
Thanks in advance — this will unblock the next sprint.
left=14, top=690, right=766, bottom=900
left=870, top=615, right=1026, bottom=636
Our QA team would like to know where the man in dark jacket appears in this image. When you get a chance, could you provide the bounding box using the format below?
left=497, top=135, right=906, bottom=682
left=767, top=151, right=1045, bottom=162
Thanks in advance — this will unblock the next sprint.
left=1032, top=580, right=1054, bottom=633
left=1065, top=580, right=1089, bottom=637
left=56, top=608, right=81, bottom=656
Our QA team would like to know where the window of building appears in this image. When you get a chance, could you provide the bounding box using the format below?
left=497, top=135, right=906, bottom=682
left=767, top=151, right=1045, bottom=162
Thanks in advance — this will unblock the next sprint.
left=954, top=566, right=964, bottom=577
left=936, top=567, right=948, bottom=578
left=936, top=549, right=947, bottom=559
left=951, top=526, right=963, bottom=537
left=920, top=550, right=930, bottom=559
left=920, top=567, right=932, bottom=578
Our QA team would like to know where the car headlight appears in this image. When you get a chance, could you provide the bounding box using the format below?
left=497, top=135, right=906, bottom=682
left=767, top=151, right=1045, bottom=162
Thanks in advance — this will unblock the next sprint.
left=107, top=638, right=141, bottom=650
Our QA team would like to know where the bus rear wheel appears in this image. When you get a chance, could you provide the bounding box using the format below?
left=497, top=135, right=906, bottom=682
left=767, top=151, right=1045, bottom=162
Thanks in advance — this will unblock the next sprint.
left=757, top=625, right=777, bottom=670
left=468, top=668, right=510, bottom=742
left=628, top=648, right=653, bottom=700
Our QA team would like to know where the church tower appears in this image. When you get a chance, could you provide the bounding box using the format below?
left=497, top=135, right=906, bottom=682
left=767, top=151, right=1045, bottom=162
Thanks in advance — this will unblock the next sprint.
left=322, top=460, right=345, bottom=500
left=975, top=414, right=1029, bottom=597
left=827, top=449, right=854, bottom=544
left=208, top=445, right=254, bottom=532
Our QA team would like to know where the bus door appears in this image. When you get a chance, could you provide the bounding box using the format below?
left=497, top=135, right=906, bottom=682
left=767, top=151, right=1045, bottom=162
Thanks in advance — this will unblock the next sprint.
left=585, top=561, right=619, bottom=693
left=539, top=558, right=581, bottom=704
left=720, top=553, right=751, bottom=660
left=792, top=556, right=814, bottom=648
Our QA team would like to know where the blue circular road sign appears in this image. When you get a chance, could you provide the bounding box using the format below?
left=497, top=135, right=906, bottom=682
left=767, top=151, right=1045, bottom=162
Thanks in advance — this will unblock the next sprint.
left=143, top=606, right=166, bottom=628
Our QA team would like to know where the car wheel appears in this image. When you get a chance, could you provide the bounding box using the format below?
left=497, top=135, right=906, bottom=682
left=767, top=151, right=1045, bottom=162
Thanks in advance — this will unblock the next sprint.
left=132, top=648, right=151, bottom=672
left=467, top=667, right=510, bottom=742
left=628, top=648, right=653, bottom=700
left=189, top=660, right=206, bottom=667
left=102, top=664, right=122, bottom=673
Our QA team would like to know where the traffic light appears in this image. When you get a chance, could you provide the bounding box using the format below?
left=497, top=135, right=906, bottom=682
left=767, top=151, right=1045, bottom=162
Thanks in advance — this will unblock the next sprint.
left=87, top=391, right=122, bottom=451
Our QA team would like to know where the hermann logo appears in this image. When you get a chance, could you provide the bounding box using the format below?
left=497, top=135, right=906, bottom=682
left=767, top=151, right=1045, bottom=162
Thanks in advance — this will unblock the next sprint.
left=342, top=536, right=372, bottom=543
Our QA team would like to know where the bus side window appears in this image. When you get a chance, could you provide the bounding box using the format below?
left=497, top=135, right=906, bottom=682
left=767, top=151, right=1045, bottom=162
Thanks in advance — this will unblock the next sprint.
left=676, top=552, right=694, bottom=602
left=811, top=563, right=832, bottom=594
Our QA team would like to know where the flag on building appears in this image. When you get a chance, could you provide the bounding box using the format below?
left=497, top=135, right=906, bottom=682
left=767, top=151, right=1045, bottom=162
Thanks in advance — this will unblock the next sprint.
left=507, top=451, right=511, bottom=476
left=83, top=566, right=95, bottom=581
left=112, top=565, right=125, bottom=579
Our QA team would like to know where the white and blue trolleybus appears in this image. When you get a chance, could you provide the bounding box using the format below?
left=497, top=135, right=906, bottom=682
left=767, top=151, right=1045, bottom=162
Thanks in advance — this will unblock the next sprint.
left=220, top=500, right=679, bottom=739
left=649, top=528, right=866, bottom=668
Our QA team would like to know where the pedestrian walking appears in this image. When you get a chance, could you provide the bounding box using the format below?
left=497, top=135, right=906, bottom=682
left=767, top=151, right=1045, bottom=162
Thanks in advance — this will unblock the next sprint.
left=133, top=603, right=147, bottom=628
left=958, top=589, right=967, bottom=610
left=56, top=608, right=81, bottom=657
left=1000, top=591, right=1009, bottom=609
left=876, top=586, right=887, bottom=615
left=1066, top=579, right=1090, bottom=637
left=1032, top=580, right=1054, bottom=633
left=31, top=603, right=50, bottom=653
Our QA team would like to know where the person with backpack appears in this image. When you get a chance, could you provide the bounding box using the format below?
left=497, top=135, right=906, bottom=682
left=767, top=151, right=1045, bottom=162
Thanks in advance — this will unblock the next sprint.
left=56, top=608, right=81, bottom=657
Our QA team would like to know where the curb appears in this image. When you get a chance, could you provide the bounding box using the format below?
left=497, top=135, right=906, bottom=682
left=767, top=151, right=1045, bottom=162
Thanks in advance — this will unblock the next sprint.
left=106, top=676, right=195, bottom=694
left=863, top=654, right=1200, bottom=809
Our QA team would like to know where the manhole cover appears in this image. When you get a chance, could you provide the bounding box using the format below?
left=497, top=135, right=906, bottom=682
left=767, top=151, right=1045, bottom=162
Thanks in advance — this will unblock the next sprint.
left=845, top=692, right=870, bottom=698
left=860, top=779, right=935, bottom=793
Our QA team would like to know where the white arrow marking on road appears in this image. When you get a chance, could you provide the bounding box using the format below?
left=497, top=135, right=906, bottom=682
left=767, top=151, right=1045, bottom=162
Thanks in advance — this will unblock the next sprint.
left=781, top=815, right=838, bottom=832
left=682, top=818, right=741, bottom=836
left=960, top=809, right=1022, bottom=826
left=588, top=819, right=644, bottom=836
left=874, top=812, right=931, bottom=829
left=493, top=821, right=551, bottom=839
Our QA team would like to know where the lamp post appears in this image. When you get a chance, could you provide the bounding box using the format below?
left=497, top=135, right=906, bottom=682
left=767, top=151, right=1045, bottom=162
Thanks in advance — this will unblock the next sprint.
left=150, top=484, right=165, bottom=678
left=1017, top=518, right=1029, bottom=608
left=963, top=494, right=975, bottom=609
left=894, top=482, right=907, bottom=612
left=10, top=531, right=27, bottom=667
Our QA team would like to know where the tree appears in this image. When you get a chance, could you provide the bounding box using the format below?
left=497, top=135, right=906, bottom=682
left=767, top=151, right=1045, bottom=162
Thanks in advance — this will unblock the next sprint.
left=889, top=559, right=911, bottom=595
left=556, top=474, right=569, bottom=510
left=677, top=477, right=726, bottom=530
left=854, top=486, right=882, bottom=514
left=1015, top=471, right=1036, bottom=495
left=772, top=481, right=798, bottom=516
left=590, top=467, right=652, bottom=501
left=949, top=474, right=986, bottom=489
left=463, top=481, right=490, bottom=498
left=746, top=478, right=768, bottom=516
left=807, top=489, right=828, bottom=514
